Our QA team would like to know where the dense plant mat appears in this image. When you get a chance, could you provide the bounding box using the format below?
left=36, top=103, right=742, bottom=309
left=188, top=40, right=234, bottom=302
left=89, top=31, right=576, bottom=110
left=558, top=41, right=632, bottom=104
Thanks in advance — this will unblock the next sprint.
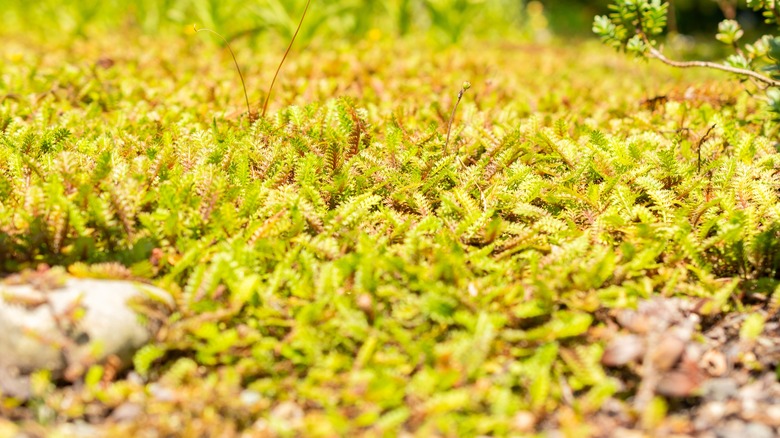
left=1, top=34, right=779, bottom=436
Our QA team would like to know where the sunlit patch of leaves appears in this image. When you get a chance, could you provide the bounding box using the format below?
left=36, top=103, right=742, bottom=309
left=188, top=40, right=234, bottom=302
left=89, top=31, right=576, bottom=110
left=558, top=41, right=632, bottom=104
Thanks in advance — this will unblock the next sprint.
left=1, top=31, right=779, bottom=436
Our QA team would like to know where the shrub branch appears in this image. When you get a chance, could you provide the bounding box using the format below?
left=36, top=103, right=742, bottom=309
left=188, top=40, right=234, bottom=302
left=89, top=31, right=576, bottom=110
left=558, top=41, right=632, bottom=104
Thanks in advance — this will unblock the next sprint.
left=642, top=36, right=780, bottom=87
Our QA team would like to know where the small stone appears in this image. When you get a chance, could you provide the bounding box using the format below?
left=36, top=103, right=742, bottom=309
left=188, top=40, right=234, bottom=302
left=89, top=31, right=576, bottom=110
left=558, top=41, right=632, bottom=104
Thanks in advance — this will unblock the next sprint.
left=53, top=421, right=99, bottom=438
left=126, top=371, right=144, bottom=386
left=249, top=419, right=272, bottom=435
left=701, top=349, right=728, bottom=377
left=715, top=420, right=747, bottom=438
left=109, top=402, right=143, bottom=423
left=512, top=411, right=536, bottom=433
left=765, top=405, right=780, bottom=426
left=0, top=366, right=30, bottom=400
left=0, top=276, right=172, bottom=379
left=602, top=334, right=645, bottom=367
left=702, top=378, right=739, bottom=402
left=616, top=310, right=651, bottom=334
left=271, top=401, right=304, bottom=428
left=149, top=383, right=177, bottom=403
left=743, top=423, right=775, bottom=438
left=740, top=398, right=758, bottom=421
left=357, top=293, right=373, bottom=314
left=683, top=343, right=703, bottom=363
left=611, top=428, right=646, bottom=438
left=738, top=381, right=763, bottom=401
left=699, top=402, right=728, bottom=423
left=656, top=371, right=700, bottom=398
left=240, top=389, right=263, bottom=407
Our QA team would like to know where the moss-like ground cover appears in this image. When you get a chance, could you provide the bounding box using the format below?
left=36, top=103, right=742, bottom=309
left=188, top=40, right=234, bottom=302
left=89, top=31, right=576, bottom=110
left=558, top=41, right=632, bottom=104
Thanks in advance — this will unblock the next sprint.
left=1, top=29, right=779, bottom=436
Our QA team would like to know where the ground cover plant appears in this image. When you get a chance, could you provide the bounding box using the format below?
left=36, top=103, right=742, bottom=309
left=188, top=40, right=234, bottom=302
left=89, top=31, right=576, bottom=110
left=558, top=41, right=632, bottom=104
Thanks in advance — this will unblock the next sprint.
left=1, top=1, right=780, bottom=436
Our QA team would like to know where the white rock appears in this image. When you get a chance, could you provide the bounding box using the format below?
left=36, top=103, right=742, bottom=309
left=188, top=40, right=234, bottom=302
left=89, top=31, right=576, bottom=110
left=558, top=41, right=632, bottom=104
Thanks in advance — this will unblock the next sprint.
left=0, top=277, right=172, bottom=380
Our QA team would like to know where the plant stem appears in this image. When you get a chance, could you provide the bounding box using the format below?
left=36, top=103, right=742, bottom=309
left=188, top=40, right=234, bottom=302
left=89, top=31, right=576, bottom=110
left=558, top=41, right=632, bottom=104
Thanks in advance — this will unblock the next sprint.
left=445, top=81, right=471, bottom=154
left=195, top=26, right=253, bottom=121
left=262, top=0, right=311, bottom=119
left=697, top=124, right=717, bottom=173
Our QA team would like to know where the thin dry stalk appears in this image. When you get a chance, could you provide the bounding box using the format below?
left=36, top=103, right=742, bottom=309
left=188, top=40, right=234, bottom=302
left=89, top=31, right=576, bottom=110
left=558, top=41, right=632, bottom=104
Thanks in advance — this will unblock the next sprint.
left=195, top=26, right=253, bottom=121
left=262, top=0, right=312, bottom=118
left=444, top=81, right=471, bottom=154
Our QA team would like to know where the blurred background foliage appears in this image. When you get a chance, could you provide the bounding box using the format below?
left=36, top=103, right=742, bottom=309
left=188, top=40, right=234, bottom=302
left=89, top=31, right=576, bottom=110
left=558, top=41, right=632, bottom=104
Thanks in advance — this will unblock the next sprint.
left=1, top=0, right=526, bottom=44
left=546, top=0, right=769, bottom=36
left=1, top=0, right=767, bottom=45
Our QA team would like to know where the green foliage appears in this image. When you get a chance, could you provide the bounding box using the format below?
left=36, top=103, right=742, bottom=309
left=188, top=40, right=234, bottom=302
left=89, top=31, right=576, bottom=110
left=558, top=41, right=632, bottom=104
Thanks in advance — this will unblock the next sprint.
left=715, top=19, right=743, bottom=46
left=593, top=0, right=669, bottom=55
left=0, top=0, right=528, bottom=44
left=133, top=344, right=167, bottom=377
left=2, top=15, right=780, bottom=436
left=747, top=0, right=780, bottom=25
left=739, top=313, right=766, bottom=342
left=593, top=0, right=668, bottom=55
